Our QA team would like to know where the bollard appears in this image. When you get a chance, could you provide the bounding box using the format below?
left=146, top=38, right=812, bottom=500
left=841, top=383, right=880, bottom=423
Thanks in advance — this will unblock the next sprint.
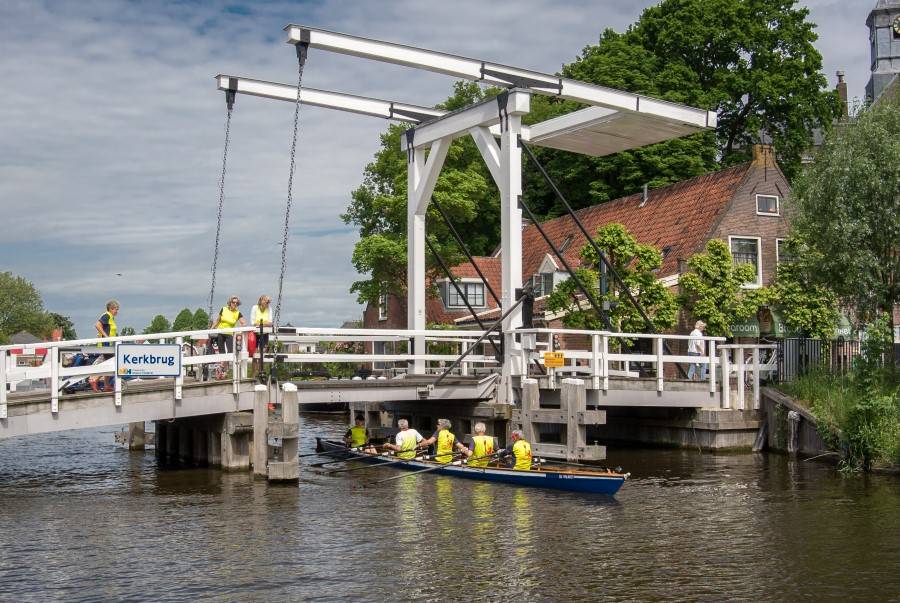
left=252, top=384, right=268, bottom=477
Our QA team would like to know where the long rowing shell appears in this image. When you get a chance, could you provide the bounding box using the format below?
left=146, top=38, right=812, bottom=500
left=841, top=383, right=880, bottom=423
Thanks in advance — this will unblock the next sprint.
left=316, top=438, right=626, bottom=496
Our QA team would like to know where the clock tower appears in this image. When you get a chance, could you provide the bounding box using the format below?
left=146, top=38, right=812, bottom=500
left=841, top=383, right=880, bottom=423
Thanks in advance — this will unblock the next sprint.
left=866, top=0, right=900, bottom=102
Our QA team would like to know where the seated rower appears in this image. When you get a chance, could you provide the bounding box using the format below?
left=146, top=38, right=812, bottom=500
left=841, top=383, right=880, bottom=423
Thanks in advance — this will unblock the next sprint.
left=498, top=430, right=533, bottom=471
left=382, top=419, right=425, bottom=459
left=418, top=418, right=471, bottom=464
left=467, top=422, right=496, bottom=468
left=344, top=414, right=376, bottom=452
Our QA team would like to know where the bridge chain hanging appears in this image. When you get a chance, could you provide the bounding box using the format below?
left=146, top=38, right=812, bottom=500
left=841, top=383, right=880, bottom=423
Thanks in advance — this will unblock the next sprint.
left=207, top=87, right=237, bottom=322
left=273, top=42, right=309, bottom=331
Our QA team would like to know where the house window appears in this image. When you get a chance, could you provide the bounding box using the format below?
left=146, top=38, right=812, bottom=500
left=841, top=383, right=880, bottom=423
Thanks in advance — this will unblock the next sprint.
left=776, top=239, right=795, bottom=264
left=446, top=281, right=485, bottom=308
left=531, top=273, right=554, bottom=297
left=729, top=236, right=762, bottom=287
left=378, top=294, right=388, bottom=321
left=756, top=194, right=779, bottom=216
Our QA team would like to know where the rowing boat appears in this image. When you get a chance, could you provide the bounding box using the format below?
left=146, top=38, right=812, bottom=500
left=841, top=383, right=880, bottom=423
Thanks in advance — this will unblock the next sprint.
left=316, top=438, right=628, bottom=495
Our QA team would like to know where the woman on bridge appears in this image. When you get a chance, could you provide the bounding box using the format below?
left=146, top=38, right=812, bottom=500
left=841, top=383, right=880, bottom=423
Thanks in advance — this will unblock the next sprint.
left=210, top=295, right=247, bottom=356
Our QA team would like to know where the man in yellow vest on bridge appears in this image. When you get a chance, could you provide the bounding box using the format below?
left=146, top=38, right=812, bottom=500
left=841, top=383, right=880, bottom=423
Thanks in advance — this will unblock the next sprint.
left=418, top=418, right=472, bottom=464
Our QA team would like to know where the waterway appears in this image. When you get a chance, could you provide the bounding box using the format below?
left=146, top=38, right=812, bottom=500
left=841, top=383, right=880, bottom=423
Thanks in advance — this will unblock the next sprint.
left=0, top=415, right=897, bottom=602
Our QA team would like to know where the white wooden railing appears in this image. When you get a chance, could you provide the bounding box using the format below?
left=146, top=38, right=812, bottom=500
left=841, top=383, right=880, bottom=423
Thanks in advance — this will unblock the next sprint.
left=0, top=326, right=500, bottom=419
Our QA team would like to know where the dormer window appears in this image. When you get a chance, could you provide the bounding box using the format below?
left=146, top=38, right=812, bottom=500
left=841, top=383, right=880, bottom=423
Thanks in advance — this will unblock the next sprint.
left=756, top=194, right=779, bottom=216
left=442, top=280, right=486, bottom=309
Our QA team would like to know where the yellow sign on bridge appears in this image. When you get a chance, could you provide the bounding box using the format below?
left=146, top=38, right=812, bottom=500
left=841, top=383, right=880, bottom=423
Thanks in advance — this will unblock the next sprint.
left=543, top=351, right=565, bottom=368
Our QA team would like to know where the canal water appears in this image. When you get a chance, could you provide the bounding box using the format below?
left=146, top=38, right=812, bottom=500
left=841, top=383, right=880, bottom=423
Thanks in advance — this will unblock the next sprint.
left=0, top=415, right=897, bottom=602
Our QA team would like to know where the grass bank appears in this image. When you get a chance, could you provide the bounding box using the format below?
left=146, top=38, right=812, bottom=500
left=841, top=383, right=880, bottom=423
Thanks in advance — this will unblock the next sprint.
left=779, top=370, right=899, bottom=471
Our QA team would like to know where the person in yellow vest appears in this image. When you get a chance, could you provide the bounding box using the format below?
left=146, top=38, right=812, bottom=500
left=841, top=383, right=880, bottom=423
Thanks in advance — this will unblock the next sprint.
left=500, top=430, right=533, bottom=471
left=418, top=418, right=472, bottom=464
left=92, top=299, right=120, bottom=392
left=383, top=419, right=425, bottom=460
left=344, top=414, right=370, bottom=448
left=466, top=422, right=497, bottom=468
left=210, top=295, right=247, bottom=354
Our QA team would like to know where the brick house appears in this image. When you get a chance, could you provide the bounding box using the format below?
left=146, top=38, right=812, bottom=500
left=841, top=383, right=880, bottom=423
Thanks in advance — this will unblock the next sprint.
left=364, top=144, right=792, bottom=340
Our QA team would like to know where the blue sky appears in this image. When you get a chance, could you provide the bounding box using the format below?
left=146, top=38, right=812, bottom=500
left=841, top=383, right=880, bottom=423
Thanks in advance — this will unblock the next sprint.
left=0, top=0, right=873, bottom=337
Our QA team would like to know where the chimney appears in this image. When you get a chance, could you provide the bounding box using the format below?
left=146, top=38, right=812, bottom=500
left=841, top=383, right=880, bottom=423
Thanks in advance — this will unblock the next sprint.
left=751, top=143, right=776, bottom=168
left=836, top=70, right=848, bottom=119
left=639, top=183, right=649, bottom=207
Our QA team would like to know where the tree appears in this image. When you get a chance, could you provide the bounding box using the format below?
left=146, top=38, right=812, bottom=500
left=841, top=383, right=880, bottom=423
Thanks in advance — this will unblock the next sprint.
left=789, top=94, right=900, bottom=343
left=343, top=82, right=502, bottom=303
left=0, top=272, right=53, bottom=343
left=48, top=313, right=77, bottom=340
left=769, top=239, right=838, bottom=340
left=678, top=239, right=769, bottom=337
left=172, top=308, right=194, bottom=333
left=546, top=224, right=677, bottom=332
left=143, top=315, right=171, bottom=335
left=120, top=327, right=136, bottom=336
left=525, top=0, right=836, bottom=215
left=192, top=308, right=210, bottom=331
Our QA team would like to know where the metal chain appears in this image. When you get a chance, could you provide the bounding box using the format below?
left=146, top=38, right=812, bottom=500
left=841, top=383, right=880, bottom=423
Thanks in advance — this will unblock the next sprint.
left=207, top=97, right=234, bottom=322
left=274, top=44, right=308, bottom=330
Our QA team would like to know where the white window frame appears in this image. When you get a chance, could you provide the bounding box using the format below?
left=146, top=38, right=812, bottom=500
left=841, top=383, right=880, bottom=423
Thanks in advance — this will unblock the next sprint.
left=441, top=278, right=487, bottom=309
left=728, top=235, right=763, bottom=289
left=775, top=238, right=791, bottom=264
left=378, top=293, right=388, bottom=321
left=755, top=194, right=780, bottom=216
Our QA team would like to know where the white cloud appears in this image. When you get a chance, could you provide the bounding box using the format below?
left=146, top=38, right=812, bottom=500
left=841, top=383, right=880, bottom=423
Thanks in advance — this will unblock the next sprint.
left=0, top=0, right=872, bottom=337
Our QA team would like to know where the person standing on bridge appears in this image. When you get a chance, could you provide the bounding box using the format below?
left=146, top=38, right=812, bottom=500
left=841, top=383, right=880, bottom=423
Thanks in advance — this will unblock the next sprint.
left=92, top=299, right=119, bottom=392
left=418, top=418, right=471, bottom=464
left=250, top=295, right=273, bottom=351
left=210, top=295, right=247, bottom=355
left=687, top=320, right=707, bottom=381
left=383, top=419, right=424, bottom=459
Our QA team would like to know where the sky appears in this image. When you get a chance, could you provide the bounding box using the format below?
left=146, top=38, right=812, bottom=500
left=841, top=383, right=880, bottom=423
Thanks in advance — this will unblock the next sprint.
left=0, top=0, right=876, bottom=338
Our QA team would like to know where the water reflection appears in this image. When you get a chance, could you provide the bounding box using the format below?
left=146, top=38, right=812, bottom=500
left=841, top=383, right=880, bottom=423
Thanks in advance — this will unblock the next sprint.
left=0, top=417, right=897, bottom=602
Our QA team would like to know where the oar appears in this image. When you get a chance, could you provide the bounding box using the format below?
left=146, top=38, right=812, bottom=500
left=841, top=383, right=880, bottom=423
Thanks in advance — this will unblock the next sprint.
left=320, top=450, right=436, bottom=475
left=298, top=443, right=387, bottom=460
left=367, top=451, right=501, bottom=485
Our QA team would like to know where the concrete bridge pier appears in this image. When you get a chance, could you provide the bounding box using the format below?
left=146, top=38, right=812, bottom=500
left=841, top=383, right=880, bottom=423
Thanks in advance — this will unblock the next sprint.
left=154, top=411, right=252, bottom=469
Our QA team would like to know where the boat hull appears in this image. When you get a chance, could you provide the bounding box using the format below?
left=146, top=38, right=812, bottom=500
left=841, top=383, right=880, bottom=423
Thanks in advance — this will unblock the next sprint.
left=316, top=438, right=625, bottom=495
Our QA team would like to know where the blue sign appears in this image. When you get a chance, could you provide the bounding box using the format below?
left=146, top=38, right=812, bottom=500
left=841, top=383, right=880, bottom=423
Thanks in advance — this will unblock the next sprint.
left=116, top=344, right=182, bottom=377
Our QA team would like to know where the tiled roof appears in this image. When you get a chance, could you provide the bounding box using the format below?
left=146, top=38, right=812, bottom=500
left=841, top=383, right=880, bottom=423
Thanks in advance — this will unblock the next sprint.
left=521, top=163, right=752, bottom=279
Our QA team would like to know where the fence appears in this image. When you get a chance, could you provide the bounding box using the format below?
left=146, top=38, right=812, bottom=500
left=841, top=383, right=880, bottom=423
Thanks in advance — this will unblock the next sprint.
left=776, top=338, right=861, bottom=383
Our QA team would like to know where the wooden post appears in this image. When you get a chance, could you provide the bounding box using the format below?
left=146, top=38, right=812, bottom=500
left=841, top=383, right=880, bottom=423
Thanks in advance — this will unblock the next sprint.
left=252, top=384, right=268, bottom=477
left=737, top=346, right=745, bottom=411
left=708, top=340, right=717, bottom=394
left=720, top=347, right=731, bottom=409
left=114, top=364, right=122, bottom=407
left=591, top=334, right=600, bottom=390
left=520, top=378, right=539, bottom=445
left=127, top=421, right=146, bottom=450
left=752, top=347, right=760, bottom=410
left=601, top=334, right=609, bottom=391
left=561, top=378, right=586, bottom=462
left=547, top=334, right=556, bottom=390
left=655, top=336, right=664, bottom=392
left=50, top=347, right=59, bottom=414
left=0, top=349, right=7, bottom=419
left=268, top=383, right=300, bottom=481
left=174, top=336, right=184, bottom=401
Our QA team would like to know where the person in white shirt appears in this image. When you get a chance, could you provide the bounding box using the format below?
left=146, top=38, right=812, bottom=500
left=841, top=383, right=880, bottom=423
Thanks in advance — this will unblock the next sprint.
left=383, top=419, right=424, bottom=459
left=687, top=320, right=707, bottom=380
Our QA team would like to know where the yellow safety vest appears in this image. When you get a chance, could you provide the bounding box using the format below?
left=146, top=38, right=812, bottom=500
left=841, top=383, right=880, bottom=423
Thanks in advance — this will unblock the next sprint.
left=397, top=431, right=418, bottom=460
left=253, top=305, right=271, bottom=326
left=435, top=429, right=457, bottom=464
left=512, top=439, right=532, bottom=471
left=218, top=306, right=240, bottom=329
left=469, top=435, right=495, bottom=467
left=348, top=425, right=367, bottom=447
left=97, top=311, right=117, bottom=345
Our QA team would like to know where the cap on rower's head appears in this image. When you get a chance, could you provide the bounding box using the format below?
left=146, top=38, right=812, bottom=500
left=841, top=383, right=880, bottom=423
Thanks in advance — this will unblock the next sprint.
left=355, top=414, right=365, bottom=423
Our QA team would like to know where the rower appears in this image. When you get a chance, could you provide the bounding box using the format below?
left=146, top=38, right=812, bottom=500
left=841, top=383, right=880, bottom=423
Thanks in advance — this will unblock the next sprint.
left=466, top=422, right=495, bottom=468
left=344, top=414, right=370, bottom=448
left=500, top=430, right=533, bottom=471
left=383, top=419, right=425, bottom=459
left=418, top=418, right=471, bottom=464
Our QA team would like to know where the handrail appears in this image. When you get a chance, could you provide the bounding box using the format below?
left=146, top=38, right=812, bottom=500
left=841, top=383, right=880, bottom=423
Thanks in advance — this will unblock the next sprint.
left=516, top=327, right=726, bottom=342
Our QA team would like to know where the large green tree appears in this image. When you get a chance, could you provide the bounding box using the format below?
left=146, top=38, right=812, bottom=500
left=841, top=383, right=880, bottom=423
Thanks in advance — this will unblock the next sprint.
left=769, top=238, right=838, bottom=340
left=0, top=272, right=53, bottom=343
left=546, top=224, right=677, bottom=332
left=48, top=313, right=77, bottom=340
left=678, top=239, right=769, bottom=337
left=789, top=94, right=900, bottom=339
left=143, top=315, right=171, bottom=335
left=525, top=0, right=836, bottom=215
left=192, top=308, right=210, bottom=331
left=172, top=308, right=194, bottom=333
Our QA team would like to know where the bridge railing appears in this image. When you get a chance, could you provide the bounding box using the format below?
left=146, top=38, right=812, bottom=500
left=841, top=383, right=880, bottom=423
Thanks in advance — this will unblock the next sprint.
left=0, top=326, right=501, bottom=418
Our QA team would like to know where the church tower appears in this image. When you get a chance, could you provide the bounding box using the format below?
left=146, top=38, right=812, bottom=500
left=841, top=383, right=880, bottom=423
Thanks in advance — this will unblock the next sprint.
left=866, top=0, right=900, bottom=102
